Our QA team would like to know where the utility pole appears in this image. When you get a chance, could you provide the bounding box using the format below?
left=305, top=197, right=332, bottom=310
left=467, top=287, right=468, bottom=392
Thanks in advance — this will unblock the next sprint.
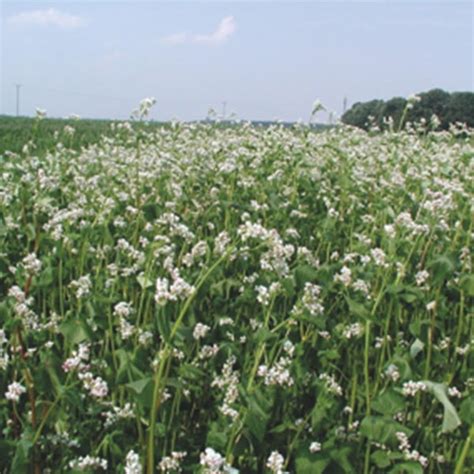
left=343, top=96, right=348, bottom=115
left=15, top=84, right=22, bottom=116
left=222, top=101, right=227, bottom=121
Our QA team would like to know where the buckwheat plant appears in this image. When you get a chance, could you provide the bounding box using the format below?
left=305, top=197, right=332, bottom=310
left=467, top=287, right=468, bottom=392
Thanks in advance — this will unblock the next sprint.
left=0, top=100, right=472, bottom=473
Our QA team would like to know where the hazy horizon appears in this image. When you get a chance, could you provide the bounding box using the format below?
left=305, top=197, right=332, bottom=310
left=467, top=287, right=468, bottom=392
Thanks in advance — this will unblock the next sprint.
left=1, top=0, right=472, bottom=122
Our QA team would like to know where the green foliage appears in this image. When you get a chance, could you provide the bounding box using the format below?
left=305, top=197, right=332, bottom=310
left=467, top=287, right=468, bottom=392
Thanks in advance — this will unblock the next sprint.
left=341, top=88, right=474, bottom=131
left=0, top=115, right=471, bottom=472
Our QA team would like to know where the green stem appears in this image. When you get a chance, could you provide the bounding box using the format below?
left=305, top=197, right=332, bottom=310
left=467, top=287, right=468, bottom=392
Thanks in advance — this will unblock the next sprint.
left=146, top=245, right=234, bottom=473
left=454, top=424, right=473, bottom=474
left=364, top=320, right=372, bottom=416
left=31, top=397, right=61, bottom=446
left=247, top=298, right=275, bottom=392
left=146, top=347, right=169, bottom=474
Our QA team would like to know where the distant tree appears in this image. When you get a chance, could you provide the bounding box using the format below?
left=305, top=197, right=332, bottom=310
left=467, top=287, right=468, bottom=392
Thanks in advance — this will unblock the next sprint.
left=341, top=99, right=384, bottom=130
left=341, top=89, right=474, bottom=131
left=408, top=89, right=450, bottom=126
left=380, top=97, right=406, bottom=129
left=443, top=92, right=474, bottom=128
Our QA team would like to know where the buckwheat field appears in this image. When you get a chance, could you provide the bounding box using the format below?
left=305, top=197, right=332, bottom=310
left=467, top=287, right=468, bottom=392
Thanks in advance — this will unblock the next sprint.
left=0, top=104, right=473, bottom=473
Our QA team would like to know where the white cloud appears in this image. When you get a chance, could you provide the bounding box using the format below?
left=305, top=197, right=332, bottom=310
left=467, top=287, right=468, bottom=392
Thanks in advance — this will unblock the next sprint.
left=161, top=16, right=236, bottom=45
left=8, top=8, right=85, bottom=30
left=192, top=16, right=236, bottom=44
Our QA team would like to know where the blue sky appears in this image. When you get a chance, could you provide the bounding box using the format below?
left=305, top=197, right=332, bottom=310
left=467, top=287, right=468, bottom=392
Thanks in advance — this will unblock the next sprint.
left=1, top=1, right=472, bottom=121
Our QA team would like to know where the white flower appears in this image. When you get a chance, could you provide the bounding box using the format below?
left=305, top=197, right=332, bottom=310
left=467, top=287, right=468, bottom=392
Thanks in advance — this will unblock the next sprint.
left=102, top=402, right=135, bottom=427
left=448, top=386, right=462, bottom=398
left=266, top=451, right=285, bottom=474
left=384, top=224, right=396, bottom=238
left=114, top=302, right=132, bottom=318
left=309, top=441, right=321, bottom=453
left=69, top=455, right=108, bottom=471
left=384, top=364, right=400, bottom=382
left=155, top=278, right=171, bottom=306
left=69, top=275, right=92, bottom=298
left=22, top=253, right=42, bottom=275
left=200, top=448, right=225, bottom=473
left=402, top=381, right=427, bottom=397
left=415, top=270, right=429, bottom=287
left=158, top=451, right=187, bottom=472
left=193, top=323, right=211, bottom=340
left=5, top=382, right=26, bottom=402
left=407, top=94, right=421, bottom=104
left=36, top=108, right=47, bottom=119
left=133, top=97, right=156, bottom=120
left=342, top=323, right=363, bottom=339
left=319, top=373, right=343, bottom=396
left=298, top=282, right=324, bottom=317
left=334, top=266, right=352, bottom=287
left=256, top=285, right=270, bottom=306
left=257, top=356, right=294, bottom=387
left=78, top=372, right=108, bottom=398
left=119, top=318, right=135, bottom=340
left=124, top=450, right=142, bottom=474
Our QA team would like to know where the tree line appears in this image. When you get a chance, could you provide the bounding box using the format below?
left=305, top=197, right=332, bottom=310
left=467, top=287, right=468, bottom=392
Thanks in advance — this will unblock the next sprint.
left=341, top=89, right=474, bottom=131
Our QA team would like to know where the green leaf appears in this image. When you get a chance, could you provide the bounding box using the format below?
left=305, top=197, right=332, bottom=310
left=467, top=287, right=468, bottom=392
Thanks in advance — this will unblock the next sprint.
left=142, top=202, right=160, bottom=221
left=42, top=353, right=63, bottom=396
left=372, top=389, right=406, bottom=416
left=244, top=392, right=272, bottom=442
left=253, top=327, right=276, bottom=344
left=459, top=274, right=474, bottom=296
left=281, top=276, right=296, bottom=297
left=0, top=440, right=15, bottom=460
left=178, top=364, right=206, bottom=382
left=137, top=274, right=153, bottom=289
left=345, top=296, right=370, bottom=320
left=311, top=392, right=334, bottom=431
left=11, top=438, right=32, bottom=474
left=428, top=255, right=455, bottom=285
left=0, top=301, right=10, bottom=323
left=295, top=452, right=330, bottom=474
left=459, top=395, right=474, bottom=425
left=329, top=447, right=354, bottom=473
left=360, top=416, right=412, bottom=444
left=422, top=381, right=461, bottom=432
left=126, top=377, right=154, bottom=409
left=389, top=462, right=423, bottom=474
left=206, top=422, right=228, bottom=452
left=59, top=319, right=91, bottom=345
left=25, top=223, right=36, bottom=241
left=294, top=265, right=319, bottom=288
left=371, top=449, right=391, bottom=468
left=37, top=266, right=54, bottom=287
left=155, top=308, right=171, bottom=343
left=410, top=338, right=424, bottom=359
left=400, top=287, right=423, bottom=304
left=126, top=377, right=152, bottom=395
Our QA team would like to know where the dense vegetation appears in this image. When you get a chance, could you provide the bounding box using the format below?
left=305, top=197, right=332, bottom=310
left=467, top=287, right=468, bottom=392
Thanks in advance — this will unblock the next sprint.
left=0, top=116, right=121, bottom=156
left=0, top=107, right=473, bottom=473
left=0, top=115, right=328, bottom=158
left=341, top=89, right=474, bottom=131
